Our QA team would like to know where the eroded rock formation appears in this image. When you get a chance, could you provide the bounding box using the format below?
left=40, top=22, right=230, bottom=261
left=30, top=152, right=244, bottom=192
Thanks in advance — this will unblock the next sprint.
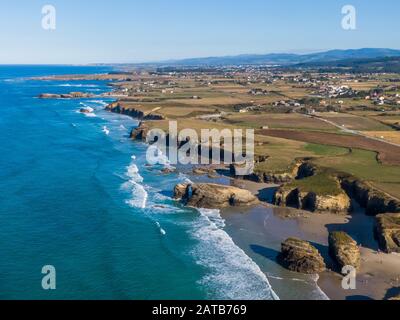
left=274, top=188, right=351, bottom=213
left=328, top=231, right=361, bottom=269
left=106, top=102, right=165, bottom=120
left=278, top=238, right=326, bottom=274
left=375, top=213, right=400, bottom=253
left=173, top=183, right=258, bottom=209
left=39, top=92, right=94, bottom=99
left=341, top=177, right=400, bottom=215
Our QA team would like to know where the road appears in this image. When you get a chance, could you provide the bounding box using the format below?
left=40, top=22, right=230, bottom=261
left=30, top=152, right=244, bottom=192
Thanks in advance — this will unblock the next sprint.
left=306, top=114, right=400, bottom=148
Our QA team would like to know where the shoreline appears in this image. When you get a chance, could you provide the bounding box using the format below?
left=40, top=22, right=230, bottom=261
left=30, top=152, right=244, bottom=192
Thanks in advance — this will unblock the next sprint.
left=182, top=167, right=400, bottom=300
left=38, top=73, right=400, bottom=300
left=221, top=178, right=400, bottom=300
left=111, top=103, right=400, bottom=300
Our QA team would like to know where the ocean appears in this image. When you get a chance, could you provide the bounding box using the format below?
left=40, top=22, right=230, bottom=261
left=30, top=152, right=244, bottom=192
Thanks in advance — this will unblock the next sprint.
left=0, top=65, right=278, bottom=300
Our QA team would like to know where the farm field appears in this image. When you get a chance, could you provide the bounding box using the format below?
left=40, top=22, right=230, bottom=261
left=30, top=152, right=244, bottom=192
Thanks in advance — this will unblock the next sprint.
left=315, top=112, right=393, bottom=131
left=225, top=113, right=339, bottom=131
left=104, top=68, right=400, bottom=203
left=360, top=131, right=400, bottom=144
left=258, top=128, right=400, bottom=165
left=313, top=149, right=400, bottom=199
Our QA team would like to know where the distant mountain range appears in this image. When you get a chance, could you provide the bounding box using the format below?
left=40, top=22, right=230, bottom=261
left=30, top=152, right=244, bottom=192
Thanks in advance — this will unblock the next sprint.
left=153, top=48, right=400, bottom=66
left=295, top=56, right=400, bottom=73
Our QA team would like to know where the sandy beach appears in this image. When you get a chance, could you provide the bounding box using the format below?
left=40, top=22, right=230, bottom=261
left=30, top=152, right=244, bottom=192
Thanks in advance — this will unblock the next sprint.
left=219, top=177, right=400, bottom=300
left=187, top=167, right=400, bottom=300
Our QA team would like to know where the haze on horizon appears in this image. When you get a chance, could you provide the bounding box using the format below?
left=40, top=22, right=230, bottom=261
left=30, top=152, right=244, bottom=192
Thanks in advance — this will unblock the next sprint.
left=1, top=0, right=399, bottom=64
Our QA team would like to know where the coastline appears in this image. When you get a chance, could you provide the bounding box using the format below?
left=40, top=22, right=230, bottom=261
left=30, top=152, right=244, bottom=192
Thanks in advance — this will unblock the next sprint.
left=221, top=178, right=400, bottom=300
left=34, top=72, right=400, bottom=300
left=178, top=165, right=400, bottom=300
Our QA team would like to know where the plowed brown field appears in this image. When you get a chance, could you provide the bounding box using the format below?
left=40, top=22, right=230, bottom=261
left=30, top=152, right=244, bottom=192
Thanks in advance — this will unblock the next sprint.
left=258, top=129, right=400, bottom=166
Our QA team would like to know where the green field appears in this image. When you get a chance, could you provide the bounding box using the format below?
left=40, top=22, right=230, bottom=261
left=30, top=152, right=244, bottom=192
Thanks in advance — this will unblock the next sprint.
left=285, top=172, right=342, bottom=196
left=313, top=149, right=400, bottom=198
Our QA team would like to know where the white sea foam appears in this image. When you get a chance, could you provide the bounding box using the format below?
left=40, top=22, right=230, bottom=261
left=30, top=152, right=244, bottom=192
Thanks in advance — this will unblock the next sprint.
left=191, top=208, right=279, bottom=300
left=57, top=83, right=99, bottom=88
left=79, top=102, right=94, bottom=109
left=126, top=163, right=143, bottom=183
left=156, top=221, right=167, bottom=236
left=310, top=274, right=330, bottom=300
left=123, top=162, right=148, bottom=209
left=78, top=104, right=94, bottom=112
left=178, top=172, right=193, bottom=185
left=88, top=100, right=108, bottom=106
left=102, top=126, right=110, bottom=135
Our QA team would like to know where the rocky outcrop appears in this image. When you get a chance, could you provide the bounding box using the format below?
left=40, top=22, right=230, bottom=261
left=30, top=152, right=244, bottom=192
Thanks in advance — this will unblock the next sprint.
left=106, top=102, right=165, bottom=120
left=192, top=167, right=218, bottom=178
left=79, top=108, right=93, bottom=114
left=130, top=122, right=150, bottom=141
left=231, top=171, right=293, bottom=184
left=341, top=177, right=400, bottom=215
left=237, top=159, right=317, bottom=184
left=278, top=238, right=326, bottom=274
left=262, top=172, right=294, bottom=184
left=274, top=188, right=351, bottom=213
left=173, top=183, right=258, bottom=209
left=296, top=162, right=318, bottom=179
left=161, top=167, right=176, bottom=174
left=242, top=157, right=318, bottom=185
left=329, top=232, right=361, bottom=269
left=39, top=92, right=94, bottom=99
left=375, top=213, right=400, bottom=253
left=174, top=184, right=189, bottom=200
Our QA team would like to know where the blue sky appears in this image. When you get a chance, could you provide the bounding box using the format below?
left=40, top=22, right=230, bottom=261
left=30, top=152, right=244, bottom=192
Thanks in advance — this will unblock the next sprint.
left=1, top=0, right=399, bottom=64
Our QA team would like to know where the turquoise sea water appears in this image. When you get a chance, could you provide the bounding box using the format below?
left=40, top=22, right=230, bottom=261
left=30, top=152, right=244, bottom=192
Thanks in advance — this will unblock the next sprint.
left=0, top=66, right=277, bottom=300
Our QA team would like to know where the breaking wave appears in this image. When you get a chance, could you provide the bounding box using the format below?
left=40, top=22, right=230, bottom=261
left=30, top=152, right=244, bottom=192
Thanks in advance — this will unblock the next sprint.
left=190, top=208, right=279, bottom=300
left=122, top=162, right=148, bottom=209
left=56, top=83, right=100, bottom=88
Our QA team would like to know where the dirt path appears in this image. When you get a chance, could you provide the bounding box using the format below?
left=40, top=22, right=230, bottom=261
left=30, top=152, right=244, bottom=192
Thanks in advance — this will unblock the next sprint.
left=310, top=114, right=400, bottom=148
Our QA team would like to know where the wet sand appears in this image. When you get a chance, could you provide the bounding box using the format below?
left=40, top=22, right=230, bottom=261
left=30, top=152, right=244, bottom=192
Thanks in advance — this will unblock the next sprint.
left=221, top=203, right=400, bottom=300
left=238, top=178, right=400, bottom=300
left=187, top=168, right=400, bottom=300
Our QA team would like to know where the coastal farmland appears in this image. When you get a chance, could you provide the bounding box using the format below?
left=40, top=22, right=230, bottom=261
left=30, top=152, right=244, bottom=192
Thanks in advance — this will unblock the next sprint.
left=258, top=129, right=400, bottom=166
left=34, top=61, right=400, bottom=301
left=41, top=67, right=400, bottom=201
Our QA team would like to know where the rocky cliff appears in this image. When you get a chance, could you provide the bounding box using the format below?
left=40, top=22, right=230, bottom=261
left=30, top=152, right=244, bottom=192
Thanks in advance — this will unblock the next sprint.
left=375, top=213, right=400, bottom=253
left=341, top=177, right=400, bottom=215
left=130, top=122, right=150, bottom=141
left=173, top=183, right=259, bottom=209
left=274, top=187, right=351, bottom=214
left=39, top=92, right=94, bottom=99
left=232, top=159, right=317, bottom=184
left=106, top=102, right=165, bottom=120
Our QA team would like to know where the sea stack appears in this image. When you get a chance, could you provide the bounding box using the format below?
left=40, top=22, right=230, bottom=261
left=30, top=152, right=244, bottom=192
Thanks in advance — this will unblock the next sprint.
left=328, top=232, right=361, bottom=270
left=278, top=238, right=326, bottom=274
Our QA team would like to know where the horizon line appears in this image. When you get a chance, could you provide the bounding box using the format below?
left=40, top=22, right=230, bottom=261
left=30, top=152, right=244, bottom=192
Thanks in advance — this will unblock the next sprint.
left=1, top=47, right=400, bottom=66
